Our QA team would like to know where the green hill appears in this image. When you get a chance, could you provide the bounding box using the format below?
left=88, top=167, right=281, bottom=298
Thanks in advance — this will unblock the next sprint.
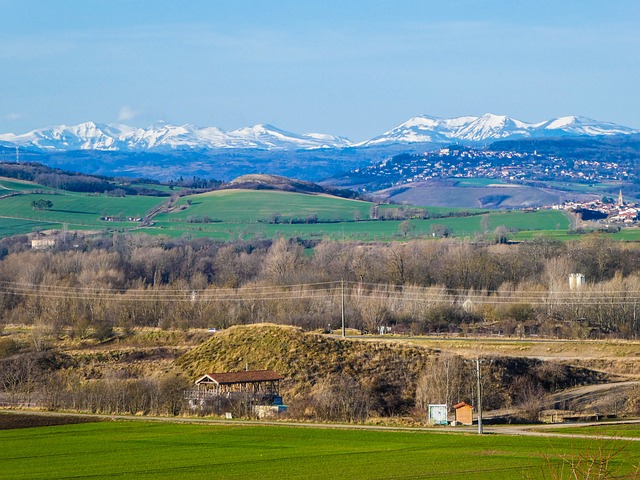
left=157, top=189, right=371, bottom=224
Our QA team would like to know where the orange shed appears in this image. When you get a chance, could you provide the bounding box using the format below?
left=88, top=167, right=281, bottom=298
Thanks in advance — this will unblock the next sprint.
left=454, top=401, right=473, bottom=425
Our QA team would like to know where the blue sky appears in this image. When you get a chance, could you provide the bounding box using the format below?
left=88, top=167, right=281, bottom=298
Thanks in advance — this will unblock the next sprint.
left=1, top=0, right=639, bottom=141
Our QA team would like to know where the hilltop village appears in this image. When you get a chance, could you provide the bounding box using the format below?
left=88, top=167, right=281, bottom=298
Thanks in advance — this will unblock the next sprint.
left=553, top=190, right=640, bottom=224
left=356, top=146, right=634, bottom=186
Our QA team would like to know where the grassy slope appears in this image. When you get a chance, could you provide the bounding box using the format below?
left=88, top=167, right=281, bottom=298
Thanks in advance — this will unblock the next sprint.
left=159, top=189, right=372, bottom=223
left=0, top=420, right=638, bottom=480
left=148, top=188, right=569, bottom=240
left=0, top=189, right=168, bottom=235
left=177, top=324, right=434, bottom=397
left=0, top=177, right=46, bottom=192
left=0, top=217, right=60, bottom=236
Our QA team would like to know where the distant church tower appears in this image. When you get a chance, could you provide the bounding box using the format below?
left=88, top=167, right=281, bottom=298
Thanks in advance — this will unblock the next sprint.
left=617, top=189, right=624, bottom=206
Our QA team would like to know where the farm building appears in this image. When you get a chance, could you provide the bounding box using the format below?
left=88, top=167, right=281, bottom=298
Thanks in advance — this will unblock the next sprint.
left=30, top=237, right=56, bottom=250
left=453, top=401, right=473, bottom=425
left=185, top=370, right=284, bottom=412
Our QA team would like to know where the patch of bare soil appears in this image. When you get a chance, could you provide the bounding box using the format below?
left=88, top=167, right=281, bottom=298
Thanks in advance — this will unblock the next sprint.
left=0, top=412, right=99, bottom=430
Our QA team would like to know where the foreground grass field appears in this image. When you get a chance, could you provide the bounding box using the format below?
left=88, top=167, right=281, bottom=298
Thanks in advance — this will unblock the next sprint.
left=543, top=423, right=640, bottom=439
left=1, top=418, right=639, bottom=479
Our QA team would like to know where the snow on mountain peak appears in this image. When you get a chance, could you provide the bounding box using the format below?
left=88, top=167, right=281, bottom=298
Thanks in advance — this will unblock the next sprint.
left=0, top=121, right=354, bottom=152
left=360, top=114, right=637, bottom=146
left=0, top=114, right=636, bottom=152
left=545, top=116, right=578, bottom=128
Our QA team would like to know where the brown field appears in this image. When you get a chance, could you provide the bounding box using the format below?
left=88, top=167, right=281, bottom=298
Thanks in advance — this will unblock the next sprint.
left=369, top=335, right=640, bottom=377
left=0, top=412, right=99, bottom=430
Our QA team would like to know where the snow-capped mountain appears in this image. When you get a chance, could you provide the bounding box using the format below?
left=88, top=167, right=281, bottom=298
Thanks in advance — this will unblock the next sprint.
left=360, top=114, right=638, bottom=146
left=0, top=122, right=353, bottom=152
left=0, top=114, right=636, bottom=153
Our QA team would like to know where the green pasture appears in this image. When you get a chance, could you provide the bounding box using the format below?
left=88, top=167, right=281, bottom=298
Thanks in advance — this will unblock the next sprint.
left=0, top=182, right=582, bottom=242
left=512, top=227, right=640, bottom=242
left=132, top=183, right=181, bottom=193
left=376, top=203, right=482, bottom=216
left=0, top=177, right=49, bottom=192
left=418, top=209, right=570, bottom=236
left=0, top=192, right=166, bottom=230
left=1, top=420, right=638, bottom=480
left=160, top=189, right=373, bottom=223
left=605, top=228, right=640, bottom=241
left=147, top=208, right=570, bottom=241
left=0, top=217, right=61, bottom=236
left=543, top=423, right=640, bottom=438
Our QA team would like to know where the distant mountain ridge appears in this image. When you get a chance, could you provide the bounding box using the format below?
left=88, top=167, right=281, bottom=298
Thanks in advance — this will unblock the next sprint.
left=0, top=114, right=636, bottom=152
left=360, top=114, right=638, bottom=146
left=0, top=122, right=352, bottom=152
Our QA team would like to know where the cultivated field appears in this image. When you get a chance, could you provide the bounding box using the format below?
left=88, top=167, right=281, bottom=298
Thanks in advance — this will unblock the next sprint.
left=145, top=189, right=570, bottom=240
left=0, top=176, right=603, bottom=241
left=1, top=417, right=638, bottom=479
left=0, top=177, right=45, bottom=192
left=159, top=189, right=373, bottom=223
left=0, top=188, right=167, bottom=235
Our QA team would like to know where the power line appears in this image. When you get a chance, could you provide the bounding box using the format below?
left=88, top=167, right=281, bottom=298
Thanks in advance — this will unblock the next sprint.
left=2, top=278, right=640, bottom=307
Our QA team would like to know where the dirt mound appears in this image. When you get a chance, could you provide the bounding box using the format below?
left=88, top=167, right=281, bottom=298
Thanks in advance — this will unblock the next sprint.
left=177, top=324, right=435, bottom=397
left=176, top=324, right=608, bottom=410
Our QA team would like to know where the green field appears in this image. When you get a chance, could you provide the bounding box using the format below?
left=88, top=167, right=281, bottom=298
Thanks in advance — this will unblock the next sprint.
left=0, top=217, right=61, bottom=236
left=544, top=423, right=640, bottom=438
left=0, top=179, right=580, bottom=241
left=376, top=203, right=483, bottom=216
left=1, top=419, right=638, bottom=479
left=0, top=177, right=48, bottom=192
left=0, top=190, right=167, bottom=235
left=132, top=183, right=181, bottom=193
left=512, top=227, right=640, bottom=242
left=147, top=202, right=571, bottom=241
left=160, top=189, right=373, bottom=223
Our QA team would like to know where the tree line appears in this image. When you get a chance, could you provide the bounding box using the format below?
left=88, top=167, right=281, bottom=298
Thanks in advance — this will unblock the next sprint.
left=0, top=233, right=639, bottom=339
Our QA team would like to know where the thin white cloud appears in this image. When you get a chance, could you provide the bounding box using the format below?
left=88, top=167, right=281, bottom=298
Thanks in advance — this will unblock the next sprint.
left=118, top=106, right=138, bottom=122
left=5, top=113, right=26, bottom=121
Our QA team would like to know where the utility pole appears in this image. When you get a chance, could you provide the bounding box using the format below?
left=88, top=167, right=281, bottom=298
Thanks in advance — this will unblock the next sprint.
left=476, top=358, right=483, bottom=435
left=341, top=280, right=346, bottom=338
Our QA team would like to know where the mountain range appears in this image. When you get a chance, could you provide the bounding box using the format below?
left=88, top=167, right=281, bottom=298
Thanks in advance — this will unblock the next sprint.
left=0, top=114, right=637, bottom=152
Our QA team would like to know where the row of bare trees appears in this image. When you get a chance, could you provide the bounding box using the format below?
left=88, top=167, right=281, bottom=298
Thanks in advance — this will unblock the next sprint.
left=1, top=233, right=640, bottom=338
left=0, top=351, right=189, bottom=415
